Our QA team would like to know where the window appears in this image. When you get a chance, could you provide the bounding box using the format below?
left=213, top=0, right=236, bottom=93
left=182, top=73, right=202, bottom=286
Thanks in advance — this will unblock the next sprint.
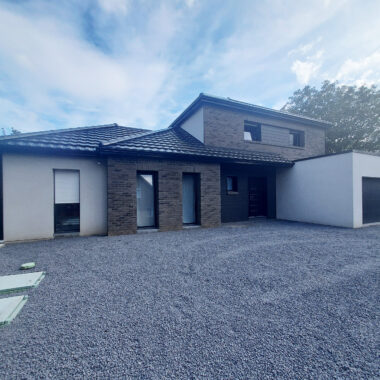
left=289, top=130, right=305, bottom=147
left=227, top=176, right=238, bottom=194
left=244, top=122, right=261, bottom=142
left=137, top=172, right=157, bottom=228
left=54, top=170, right=80, bottom=234
left=182, top=173, right=200, bottom=225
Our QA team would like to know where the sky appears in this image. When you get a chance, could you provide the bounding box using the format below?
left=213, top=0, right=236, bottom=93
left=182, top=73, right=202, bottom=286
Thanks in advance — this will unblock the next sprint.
left=0, top=0, right=379, bottom=133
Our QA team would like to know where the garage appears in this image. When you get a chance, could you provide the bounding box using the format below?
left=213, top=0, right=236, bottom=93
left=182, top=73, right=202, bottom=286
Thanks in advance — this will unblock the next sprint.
left=362, top=177, right=380, bottom=224
left=276, top=151, right=380, bottom=228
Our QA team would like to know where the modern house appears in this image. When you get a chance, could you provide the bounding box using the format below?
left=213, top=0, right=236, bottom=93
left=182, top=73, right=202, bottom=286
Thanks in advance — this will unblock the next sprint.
left=0, top=94, right=379, bottom=242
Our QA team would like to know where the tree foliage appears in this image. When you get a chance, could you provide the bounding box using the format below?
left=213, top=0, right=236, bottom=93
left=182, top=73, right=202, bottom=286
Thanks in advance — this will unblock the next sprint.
left=1, top=127, right=21, bottom=136
left=282, top=81, right=380, bottom=153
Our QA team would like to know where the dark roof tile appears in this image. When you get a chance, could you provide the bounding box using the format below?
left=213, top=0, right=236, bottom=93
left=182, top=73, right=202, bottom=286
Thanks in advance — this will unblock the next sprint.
left=101, top=128, right=292, bottom=165
left=0, top=123, right=293, bottom=165
left=0, top=124, right=149, bottom=152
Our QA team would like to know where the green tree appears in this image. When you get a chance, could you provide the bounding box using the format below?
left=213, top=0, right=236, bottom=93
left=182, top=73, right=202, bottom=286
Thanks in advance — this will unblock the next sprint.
left=282, top=81, right=380, bottom=153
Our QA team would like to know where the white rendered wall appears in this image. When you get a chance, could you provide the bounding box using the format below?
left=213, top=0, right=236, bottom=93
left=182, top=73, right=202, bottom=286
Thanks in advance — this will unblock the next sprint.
left=277, top=152, right=354, bottom=227
left=352, top=152, right=380, bottom=227
left=3, top=153, right=107, bottom=241
left=180, top=107, right=204, bottom=142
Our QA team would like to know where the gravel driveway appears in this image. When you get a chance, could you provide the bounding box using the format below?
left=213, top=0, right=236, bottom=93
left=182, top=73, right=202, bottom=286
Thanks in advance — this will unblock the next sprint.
left=0, top=220, right=379, bottom=379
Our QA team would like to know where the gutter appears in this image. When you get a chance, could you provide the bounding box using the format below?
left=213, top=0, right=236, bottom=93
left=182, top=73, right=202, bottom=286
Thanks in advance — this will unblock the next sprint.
left=98, top=146, right=294, bottom=167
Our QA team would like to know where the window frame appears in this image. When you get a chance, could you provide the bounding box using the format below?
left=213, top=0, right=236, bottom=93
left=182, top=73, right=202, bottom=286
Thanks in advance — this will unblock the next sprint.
left=136, top=171, right=159, bottom=229
left=289, top=129, right=305, bottom=147
left=244, top=121, right=262, bottom=142
left=53, top=169, right=80, bottom=234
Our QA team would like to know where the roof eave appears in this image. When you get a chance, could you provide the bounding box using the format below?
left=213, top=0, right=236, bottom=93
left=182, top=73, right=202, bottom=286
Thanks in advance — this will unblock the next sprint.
left=99, top=147, right=293, bottom=167
left=0, top=144, right=99, bottom=157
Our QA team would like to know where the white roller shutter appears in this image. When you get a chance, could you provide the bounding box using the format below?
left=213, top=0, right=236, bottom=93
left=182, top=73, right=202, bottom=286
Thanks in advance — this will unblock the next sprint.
left=54, top=170, right=80, bottom=204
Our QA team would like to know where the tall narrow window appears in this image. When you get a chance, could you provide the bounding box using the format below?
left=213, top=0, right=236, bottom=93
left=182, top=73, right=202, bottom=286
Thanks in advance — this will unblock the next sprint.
left=182, top=173, right=199, bottom=224
left=227, top=176, right=238, bottom=194
left=137, top=172, right=157, bottom=228
left=54, top=170, right=80, bottom=233
left=289, top=130, right=305, bottom=147
left=244, top=122, right=261, bottom=142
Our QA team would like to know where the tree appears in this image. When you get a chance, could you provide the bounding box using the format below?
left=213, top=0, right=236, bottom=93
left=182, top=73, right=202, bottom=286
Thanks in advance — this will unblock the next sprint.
left=282, top=81, right=380, bottom=153
left=1, top=127, right=21, bottom=136
left=10, top=127, right=21, bottom=135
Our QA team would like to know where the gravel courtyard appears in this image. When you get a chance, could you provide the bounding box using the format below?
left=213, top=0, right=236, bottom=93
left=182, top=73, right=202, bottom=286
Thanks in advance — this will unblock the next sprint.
left=0, top=220, right=379, bottom=379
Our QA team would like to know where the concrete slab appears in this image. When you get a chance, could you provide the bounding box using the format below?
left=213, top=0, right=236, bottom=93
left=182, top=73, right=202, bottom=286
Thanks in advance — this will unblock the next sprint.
left=0, top=295, right=28, bottom=326
left=0, top=272, right=45, bottom=294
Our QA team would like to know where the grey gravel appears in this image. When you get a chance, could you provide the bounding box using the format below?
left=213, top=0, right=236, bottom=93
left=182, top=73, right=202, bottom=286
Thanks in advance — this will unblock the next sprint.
left=0, top=220, right=379, bottom=379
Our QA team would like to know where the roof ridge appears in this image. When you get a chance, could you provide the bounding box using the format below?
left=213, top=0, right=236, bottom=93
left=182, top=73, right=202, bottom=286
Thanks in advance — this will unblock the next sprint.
left=201, top=93, right=333, bottom=125
left=0, top=123, right=122, bottom=141
left=169, top=93, right=332, bottom=129
left=100, top=128, right=168, bottom=147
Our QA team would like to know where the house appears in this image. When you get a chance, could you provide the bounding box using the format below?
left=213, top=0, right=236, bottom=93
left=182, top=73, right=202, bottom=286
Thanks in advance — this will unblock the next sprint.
left=0, top=93, right=378, bottom=242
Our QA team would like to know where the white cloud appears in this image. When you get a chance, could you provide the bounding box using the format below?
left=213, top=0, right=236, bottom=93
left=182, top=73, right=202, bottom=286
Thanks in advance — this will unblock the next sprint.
left=0, top=0, right=379, bottom=133
left=291, top=60, right=320, bottom=85
left=97, top=0, right=129, bottom=15
left=184, top=0, right=196, bottom=8
left=0, top=3, right=182, bottom=131
left=193, top=0, right=345, bottom=101
left=291, top=50, right=324, bottom=85
left=334, top=51, right=380, bottom=86
left=288, top=37, right=322, bottom=57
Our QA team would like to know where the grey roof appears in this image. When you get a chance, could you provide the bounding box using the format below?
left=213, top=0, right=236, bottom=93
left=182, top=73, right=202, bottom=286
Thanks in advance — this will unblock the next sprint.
left=0, top=124, right=149, bottom=153
left=0, top=123, right=292, bottom=165
left=169, top=93, right=332, bottom=129
left=100, top=127, right=293, bottom=165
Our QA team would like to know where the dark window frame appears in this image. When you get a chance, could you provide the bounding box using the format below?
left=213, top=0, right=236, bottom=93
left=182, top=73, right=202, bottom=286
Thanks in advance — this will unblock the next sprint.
left=226, top=176, right=238, bottom=195
left=289, top=129, right=305, bottom=147
left=136, top=170, right=159, bottom=229
left=244, top=121, right=262, bottom=142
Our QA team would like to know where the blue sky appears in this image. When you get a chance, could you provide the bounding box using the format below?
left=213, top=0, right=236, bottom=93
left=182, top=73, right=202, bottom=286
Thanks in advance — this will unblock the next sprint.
left=0, top=0, right=379, bottom=133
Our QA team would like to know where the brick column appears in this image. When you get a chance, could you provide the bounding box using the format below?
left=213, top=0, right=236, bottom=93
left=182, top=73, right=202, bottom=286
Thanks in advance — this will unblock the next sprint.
left=107, top=158, right=137, bottom=235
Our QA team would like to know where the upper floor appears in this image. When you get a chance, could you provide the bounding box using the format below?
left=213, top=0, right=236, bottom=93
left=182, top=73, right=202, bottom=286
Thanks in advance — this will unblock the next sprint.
left=171, top=94, right=331, bottom=160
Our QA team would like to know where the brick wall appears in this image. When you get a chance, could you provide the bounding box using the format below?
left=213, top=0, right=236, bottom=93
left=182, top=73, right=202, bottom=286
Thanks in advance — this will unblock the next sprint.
left=107, top=157, right=221, bottom=235
left=203, top=105, right=326, bottom=160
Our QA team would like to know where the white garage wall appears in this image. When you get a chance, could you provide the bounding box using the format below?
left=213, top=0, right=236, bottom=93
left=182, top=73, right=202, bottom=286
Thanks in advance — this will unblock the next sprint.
left=3, top=153, right=107, bottom=241
left=352, top=152, right=380, bottom=227
left=276, top=152, right=354, bottom=227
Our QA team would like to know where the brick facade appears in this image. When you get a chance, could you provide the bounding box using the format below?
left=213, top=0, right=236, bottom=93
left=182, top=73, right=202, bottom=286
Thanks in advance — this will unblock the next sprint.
left=107, top=157, right=221, bottom=235
left=203, top=105, right=326, bottom=160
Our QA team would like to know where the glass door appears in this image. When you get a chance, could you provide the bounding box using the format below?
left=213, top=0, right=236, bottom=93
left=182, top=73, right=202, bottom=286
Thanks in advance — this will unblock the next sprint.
left=137, top=173, right=156, bottom=228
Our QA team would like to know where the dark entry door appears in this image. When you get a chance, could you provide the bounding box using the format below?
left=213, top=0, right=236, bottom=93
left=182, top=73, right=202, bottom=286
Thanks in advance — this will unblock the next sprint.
left=248, top=177, right=267, bottom=217
left=362, top=177, right=380, bottom=224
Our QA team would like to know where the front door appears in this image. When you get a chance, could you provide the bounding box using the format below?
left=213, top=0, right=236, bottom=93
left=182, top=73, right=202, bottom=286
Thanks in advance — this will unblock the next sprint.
left=248, top=177, right=267, bottom=217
